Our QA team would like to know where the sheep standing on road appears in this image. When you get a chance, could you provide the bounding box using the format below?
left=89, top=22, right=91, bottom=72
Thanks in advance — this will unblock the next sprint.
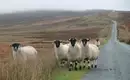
left=67, top=38, right=82, bottom=71
left=81, top=38, right=100, bottom=69
left=53, top=40, right=69, bottom=67
left=10, top=43, right=38, bottom=61
left=80, top=38, right=90, bottom=69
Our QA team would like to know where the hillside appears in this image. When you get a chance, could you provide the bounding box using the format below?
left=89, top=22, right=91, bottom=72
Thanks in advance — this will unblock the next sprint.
left=116, top=11, right=130, bottom=43
left=0, top=10, right=112, bottom=27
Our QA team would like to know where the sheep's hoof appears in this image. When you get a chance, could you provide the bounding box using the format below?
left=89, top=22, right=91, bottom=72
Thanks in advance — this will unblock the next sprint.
left=88, top=66, right=91, bottom=69
left=91, top=65, right=93, bottom=68
left=95, top=65, right=97, bottom=68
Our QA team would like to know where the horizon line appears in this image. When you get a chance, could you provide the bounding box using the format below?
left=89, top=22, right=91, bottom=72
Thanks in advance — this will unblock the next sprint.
left=0, top=8, right=130, bottom=15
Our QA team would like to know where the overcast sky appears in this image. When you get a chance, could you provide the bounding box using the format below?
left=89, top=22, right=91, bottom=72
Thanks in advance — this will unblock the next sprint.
left=0, top=0, right=129, bottom=13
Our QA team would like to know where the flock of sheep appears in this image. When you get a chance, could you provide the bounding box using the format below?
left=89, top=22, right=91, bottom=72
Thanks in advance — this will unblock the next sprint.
left=10, top=37, right=100, bottom=71
left=53, top=38, right=100, bottom=71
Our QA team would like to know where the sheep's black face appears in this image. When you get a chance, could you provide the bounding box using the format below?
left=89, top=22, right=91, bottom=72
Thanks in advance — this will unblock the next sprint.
left=11, top=43, right=21, bottom=51
left=81, top=38, right=90, bottom=46
left=69, top=38, right=77, bottom=47
left=96, top=38, right=99, bottom=42
left=54, top=40, right=61, bottom=48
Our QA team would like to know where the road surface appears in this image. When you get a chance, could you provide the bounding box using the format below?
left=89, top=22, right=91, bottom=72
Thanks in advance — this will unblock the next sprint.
left=82, top=20, right=130, bottom=80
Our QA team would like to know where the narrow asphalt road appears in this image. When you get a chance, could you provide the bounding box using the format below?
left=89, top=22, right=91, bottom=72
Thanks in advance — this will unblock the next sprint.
left=82, top=20, right=130, bottom=80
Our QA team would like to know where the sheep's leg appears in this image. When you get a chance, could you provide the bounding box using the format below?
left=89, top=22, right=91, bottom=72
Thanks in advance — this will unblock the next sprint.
left=68, top=61, right=73, bottom=71
left=87, top=60, right=91, bottom=69
left=82, top=59, right=87, bottom=69
left=60, top=59, right=64, bottom=67
left=83, top=58, right=89, bottom=69
left=86, top=59, right=90, bottom=68
left=62, top=59, right=68, bottom=67
left=61, top=61, right=65, bottom=67
left=12, top=52, right=17, bottom=60
left=57, top=59, right=64, bottom=68
left=91, top=60, right=94, bottom=68
left=22, top=54, right=27, bottom=61
left=74, top=60, right=78, bottom=71
left=55, top=54, right=59, bottom=66
left=94, top=60, right=97, bottom=68
left=88, top=60, right=94, bottom=69
left=59, top=61, right=63, bottom=68
left=83, top=60, right=86, bottom=69
left=20, top=54, right=27, bottom=64
left=64, top=60, right=68, bottom=67
left=60, top=59, right=67, bottom=68
left=79, top=60, right=82, bottom=70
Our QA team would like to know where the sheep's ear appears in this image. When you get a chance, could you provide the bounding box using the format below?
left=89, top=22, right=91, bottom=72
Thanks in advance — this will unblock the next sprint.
left=53, top=40, right=56, bottom=43
left=60, top=40, right=63, bottom=43
left=79, top=39, right=81, bottom=41
left=52, top=40, right=55, bottom=44
left=86, top=38, right=90, bottom=41
left=19, top=44, right=22, bottom=47
left=52, top=42, right=54, bottom=44
left=68, top=38, right=71, bottom=41
left=79, top=38, right=82, bottom=42
left=74, top=37, right=77, bottom=40
left=88, top=37, right=91, bottom=40
left=53, top=40, right=55, bottom=42
left=10, top=44, right=12, bottom=47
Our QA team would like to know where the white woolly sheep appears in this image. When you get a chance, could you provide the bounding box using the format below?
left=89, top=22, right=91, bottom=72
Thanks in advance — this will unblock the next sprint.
left=67, top=38, right=82, bottom=71
left=53, top=40, right=69, bottom=67
left=88, top=43, right=100, bottom=69
left=81, top=38, right=100, bottom=69
left=80, top=38, right=90, bottom=69
left=10, top=43, right=37, bottom=61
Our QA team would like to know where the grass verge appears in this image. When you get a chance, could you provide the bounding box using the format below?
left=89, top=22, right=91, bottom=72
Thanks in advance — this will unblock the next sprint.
left=52, top=68, right=89, bottom=80
left=100, top=38, right=109, bottom=48
left=0, top=55, right=56, bottom=80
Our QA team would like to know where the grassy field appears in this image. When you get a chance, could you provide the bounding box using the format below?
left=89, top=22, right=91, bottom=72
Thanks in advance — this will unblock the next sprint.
left=0, top=10, right=114, bottom=80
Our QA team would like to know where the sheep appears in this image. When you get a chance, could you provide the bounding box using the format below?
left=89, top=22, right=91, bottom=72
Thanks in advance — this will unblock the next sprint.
left=88, top=43, right=100, bottom=69
left=67, top=38, right=82, bottom=71
left=10, top=43, right=38, bottom=62
left=53, top=40, right=69, bottom=67
left=80, top=38, right=90, bottom=69
left=81, top=38, right=100, bottom=69
left=87, top=38, right=100, bottom=48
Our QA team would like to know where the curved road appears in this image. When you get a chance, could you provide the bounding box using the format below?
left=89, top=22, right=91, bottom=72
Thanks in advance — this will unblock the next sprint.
left=82, top=20, right=130, bottom=80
